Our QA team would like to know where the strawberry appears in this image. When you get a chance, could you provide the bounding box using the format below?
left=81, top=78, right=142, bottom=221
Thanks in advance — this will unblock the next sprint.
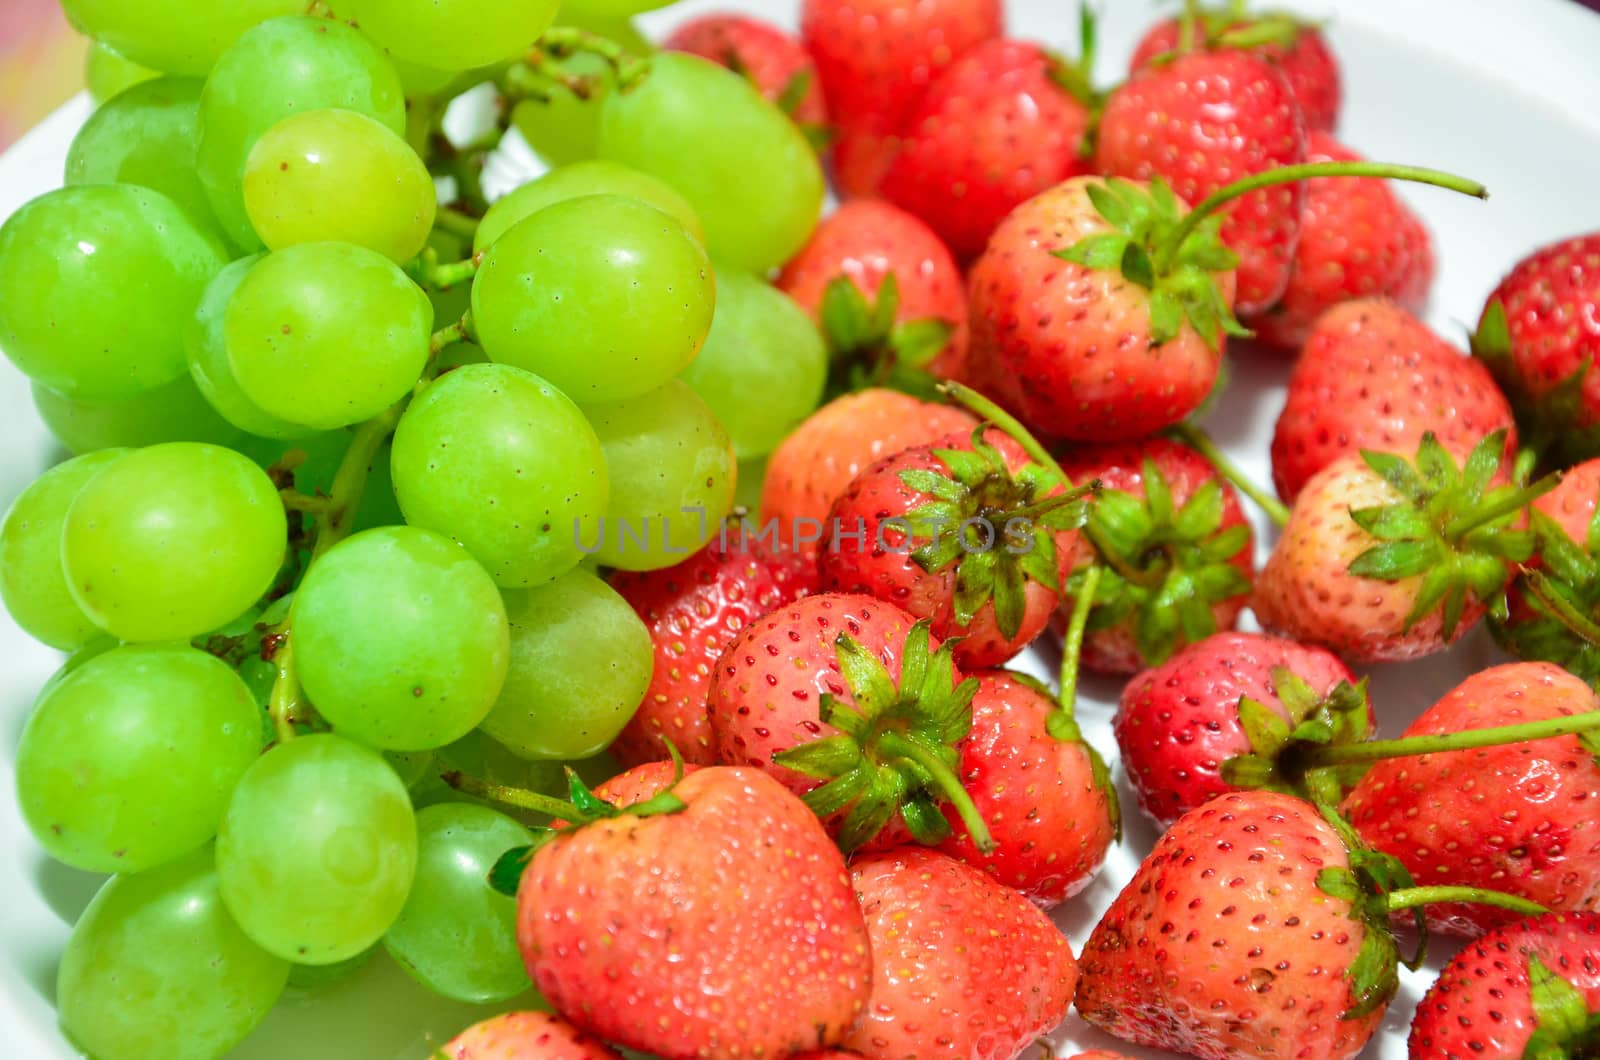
left=1410, top=911, right=1600, bottom=1059
left=1473, top=234, right=1600, bottom=466
left=1066, top=1053, right=1137, bottom=1060
left=663, top=13, right=828, bottom=138
left=878, top=36, right=1095, bottom=261
left=512, top=765, right=873, bottom=1058
left=1253, top=134, right=1435, bottom=349
left=844, top=847, right=1078, bottom=1058
left=1130, top=6, right=1342, bottom=132
left=776, top=200, right=968, bottom=386
left=607, top=530, right=818, bottom=767
left=1115, top=631, right=1367, bottom=827
left=443, top=1012, right=621, bottom=1060
left=707, top=593, right=992, bottom=853
left=830, top=125, right=900, bottom=199
left=760, top=388, right=978, bottom=528
left=1095, top=49, right=1308, bottom=315
left=1057, top=437, right=1255, bottom=674
left=1255, top=432, right=1547, bottom=662
left=936, top=669, right=1118, bottom=906
left=1342, top=662, right=1600, bottom=936
left=1270, top=299, right=1516, bottom=502
left=820, top=427, right=1091, bottom=669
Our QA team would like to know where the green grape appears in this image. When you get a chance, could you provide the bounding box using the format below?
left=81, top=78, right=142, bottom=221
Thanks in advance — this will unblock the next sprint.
left=472, top=194, right=714, bottom=403
left=16, top=644, right=265, bottom=873
left=33, top=375, right=246, bottom=455
left=198, top=16, right=406, bottom=249
left=390, top=363, right=609, bottom=587
left=240, top=430, right=405, bottom=533
left=679, top=267, right=828, bottom=459
left=384, top=750, right=435, bottom=791
left=217, top=733, right=417, bottom=964
left=508, top=15, right=651, bottom=167
left=599, top=52, right=825, bottom=273
left=482, top=568, right=652, bottom=760
left=294, top=526, right=510, bottom=751
left=287, top=947, right=377, bottom=992
left=62, top=0, right=304, bottom=75
left=62, top=442, right=288, bottom=642
left=244, top=109, right=437, bottom=264
left=0, top=184, right=225, bottom=401
left=66, top=77, right=229, bottom=245
left=560, top=0, right=677, bottom=17
left=345, top=0, right=560, bottom=73
left=384, top=803, right=532, bottom=1003
left=476, top=159, right=703, bottom=253
left=734, top=456, right=767, bottom=515
left=225, top=243, right=432, bottom=430
left=58, top=847, right=290, bottom=1060
left=85, top=40, right=159, bottom=104
left=582, top=380, right=737, bottom=571
left=0, top=449, right=126, bottom=650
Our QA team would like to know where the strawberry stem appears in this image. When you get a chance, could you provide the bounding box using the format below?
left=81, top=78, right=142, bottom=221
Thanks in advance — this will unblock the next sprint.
left=1521, top=569, right=1600, bottom=649
left=1443, top=472, right=1562, bottom=537
left=1382, top=886, right=1547, bottom=917
left=1057, top=564, right=1102, bottom=723
left=1155, top=161, right=1488, bottom=275
left=876, top=731, right=995, bottom=854
left=1296, top=710, right=1600, bottom=769
left=1170, top=423, right=1289, bottom=528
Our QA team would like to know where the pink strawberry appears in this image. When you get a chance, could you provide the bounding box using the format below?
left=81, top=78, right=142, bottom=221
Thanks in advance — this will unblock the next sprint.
left=777, top=200, right=968, bottom=383
left=1252, top=134, right=1435, bottom=349
left=444, top=1011, right=621, bottom=1059
left=879, top=37, right=1094, bottom=260
left=1115, top=631, right=1366, bottom=827
left=1095, top=49, right=1308, bottom=315
left=1410, top=911, right=1600, bottom=1058
left=608, top=530, right=818, bottom=767
left=664, top=13, right=828, bottom=134
left=844, top=847, right=1078, bottom=1058
left=1270, top=298, right=1517, bottom=502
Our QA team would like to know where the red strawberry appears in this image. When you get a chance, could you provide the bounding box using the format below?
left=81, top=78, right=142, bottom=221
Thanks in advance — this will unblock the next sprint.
left=777, top=200, right=969, bottom=383
left=761, top=388, right=978, bottom=528
left=830, top=125, right=900, bottom=199
left=1410, top=911, right=1600, bottom=1059
left=516, top=765, right=872, bottom=1058
left=608, top=531, right=818, bottom=767
left=1115, top=631, right=1366, bottom=827
left=1270, top=299, right=1517, bottom=502
left=879, top=37, right=1094, bottom=261
left=1253, top=134, right=1435, bottom=349
left=1066, top=1053, right=1138, bottom=1060
left=821, top=427, right=1090, bottom=669
left=844, top=847, right=1078, bottom=1058
left=1255, top=432, right=1544, bottom=663
left=965, top=176, right=1236, bottom=441
left=444, top=1011, right=621, bottom=1060
left=1342, top=662, right=1600, bottom=936
left=1130, top=7, right=1342, bottom=132
left=663, top=13, right=828, bottom=133
left=1095, top=49, right=1308, bottom=315
left=1056, top=437, right=1255, bottom=674
left=937, top=669, right=1118, bottom=905
left=1473, top=233, right=1600, bottom=465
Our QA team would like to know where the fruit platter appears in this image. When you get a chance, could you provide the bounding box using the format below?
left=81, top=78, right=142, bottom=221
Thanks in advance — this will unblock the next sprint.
left=4, top=0, right=1600, bottom=1057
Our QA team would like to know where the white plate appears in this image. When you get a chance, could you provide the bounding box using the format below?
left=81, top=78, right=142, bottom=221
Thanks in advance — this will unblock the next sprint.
left=5, top=0, right=1600, bottom=1056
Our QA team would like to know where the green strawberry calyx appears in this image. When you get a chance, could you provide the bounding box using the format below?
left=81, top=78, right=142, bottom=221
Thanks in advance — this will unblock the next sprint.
left=895, top=425, right=1095, bottom=641
left=1220, top=668, right=1373, bottom=796
left=1345, top=430, right=1560, bottom=639
left=773, top=620, right=995, bottom=854
left=1472, top=298, right=1600, bottom=469
left=1525, top=955, right=1600, bottom=1060
left=1494, top=500, right=1600, bottom=688
left=821, top=271, right=955, bottom=400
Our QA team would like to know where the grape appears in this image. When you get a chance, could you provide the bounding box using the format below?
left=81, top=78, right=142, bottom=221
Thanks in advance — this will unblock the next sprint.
left=598, top=52, right=825, bottom=273
left=582, top=380, right=737, bottom=571
left=57, top=847, right=290, bottom=1060
left=0, top=449, right=126, bottom=649
left=217, top=733, right=418, bottom=964
left=345, top=0, right=560, bottom=73
left=390, top=363, right=609, bottom=588
left=66, top=77, right=229, bottom=246
left=294, top=526, right=510, bottom=751
left=680, top=267, right=828, bottom=459
left=508, top=14, right=652, bottom=168
left=61, top=442, right=288, bottom=642
left=475, top=159, right=703, bottom=253
left=61, top=0, right=304, bottom=76
left=240, top=430, right=404, bottom=533
left=472, top=194, right=714, bottom=403
left=224, top=244, right=432, bottom=430
left=0, top=184, right=225, bottom=401
left=561, top=0, right=677, bottom=16
left=33, top=375, right=246, bottom=455
left=15, top=644, right=265, bottom=873
left=244, top=109, right=437, bottom=264
left=198, top=16, right=406, bottom=250
left=384, top=750, right=435, bottom=791
left=85, top=41, right=159, bottom=104
left=481, top=568, right=652, bottom=760
left=384, top=803, right=532, bottom=1003
left=287, top=947, right=377, bottom=992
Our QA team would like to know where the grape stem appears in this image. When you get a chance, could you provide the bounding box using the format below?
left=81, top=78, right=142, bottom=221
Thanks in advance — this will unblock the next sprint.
left=309, top=401, right=407, bottom=563
left=429, top=312, right=474, bottom=357
left=533, top=27, right=650, bottom=91
left=433, top=206, right=481, bottom=242
left=408, top=248, right=482, bottom=291
left=279, top=489, right=335, bottom=515
left=266, top=633, right=302, bottom=744
left=500, top=62, right=602, bottom=105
